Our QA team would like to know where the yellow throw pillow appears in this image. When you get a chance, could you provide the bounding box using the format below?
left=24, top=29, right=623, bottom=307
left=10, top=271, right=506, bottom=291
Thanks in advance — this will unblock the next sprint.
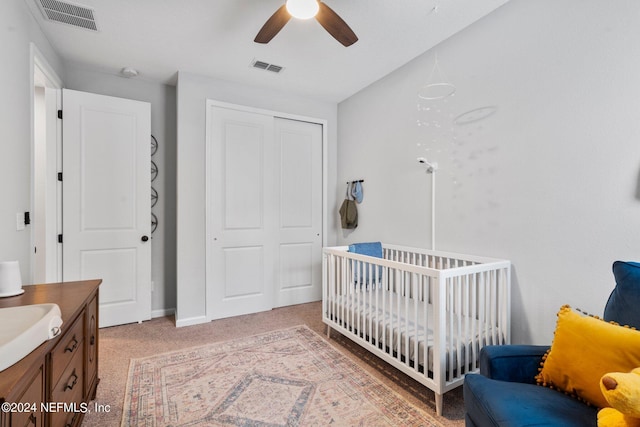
left=535, top=305, right=640, bottom=408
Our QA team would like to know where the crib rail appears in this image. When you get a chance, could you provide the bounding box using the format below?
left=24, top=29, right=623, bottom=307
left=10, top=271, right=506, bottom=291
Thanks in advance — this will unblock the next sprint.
left=322, top=244, right=511, bottom=415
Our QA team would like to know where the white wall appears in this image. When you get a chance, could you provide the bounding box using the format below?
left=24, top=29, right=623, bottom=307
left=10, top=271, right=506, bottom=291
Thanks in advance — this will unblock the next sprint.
left=337, top=0, right=640, bottom=344
left=64, top=65, right=177, bottom=316
left=0, top=0, right=64, bottom=283
left=176, top=71, right=338, bottom=326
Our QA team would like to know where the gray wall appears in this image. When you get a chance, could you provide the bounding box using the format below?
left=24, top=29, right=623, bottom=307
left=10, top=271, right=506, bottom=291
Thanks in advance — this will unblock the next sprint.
left=64, top=65, right=177, bottom=316
left=337, top=0, right=640, bottom=344
left=0, top=0, right=65, bottom=282
left=175, top=71, right=339, bottom=326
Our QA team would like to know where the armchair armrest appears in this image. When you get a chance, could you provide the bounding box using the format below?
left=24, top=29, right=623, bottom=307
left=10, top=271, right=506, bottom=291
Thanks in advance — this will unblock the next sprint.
left=479, top=345, right=549, bottom=384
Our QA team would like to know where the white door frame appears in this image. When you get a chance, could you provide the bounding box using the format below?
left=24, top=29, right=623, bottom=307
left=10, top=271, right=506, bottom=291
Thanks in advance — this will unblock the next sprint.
left=204, top=99, right=328, bottom=321
left=30, top=43, right=63, bottom=284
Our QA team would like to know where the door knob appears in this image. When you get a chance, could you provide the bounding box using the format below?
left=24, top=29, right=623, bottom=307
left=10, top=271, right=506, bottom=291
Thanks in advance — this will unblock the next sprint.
left=141, top=235, right=149, bottom=242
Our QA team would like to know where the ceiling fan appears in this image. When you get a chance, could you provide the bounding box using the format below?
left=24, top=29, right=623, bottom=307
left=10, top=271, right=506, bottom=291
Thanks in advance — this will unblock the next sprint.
left=254, top=0, right=358, bottom=47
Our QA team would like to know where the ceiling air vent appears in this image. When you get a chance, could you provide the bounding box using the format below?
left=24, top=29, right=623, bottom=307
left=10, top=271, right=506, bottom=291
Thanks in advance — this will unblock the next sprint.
left=251, top=59, right=284, bottom=74
left=37, top=0, right=98, bottom=32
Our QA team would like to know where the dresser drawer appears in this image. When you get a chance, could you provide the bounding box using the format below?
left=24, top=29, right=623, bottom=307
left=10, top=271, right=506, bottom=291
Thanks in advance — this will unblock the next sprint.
left=9, top=366, right=44, bottom=427
left=51, top=347, right=84, bottom=404
left=49, top=383, right=84, bottom=427
left=51, top=312, right=84, bottom=384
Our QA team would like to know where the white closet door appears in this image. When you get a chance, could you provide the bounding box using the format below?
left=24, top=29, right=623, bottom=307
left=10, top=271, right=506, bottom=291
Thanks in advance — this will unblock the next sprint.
left=206, top=104, right=323, bottom=320
left=207, top=106, right=276, bottom=319
left=274, top=118, right=323, bottom=307
left=62, top=89, right=151, bottom=328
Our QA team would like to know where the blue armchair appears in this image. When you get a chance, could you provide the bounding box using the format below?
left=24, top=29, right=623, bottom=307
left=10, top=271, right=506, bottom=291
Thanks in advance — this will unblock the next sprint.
left=464, top=261, right=640, bottom=427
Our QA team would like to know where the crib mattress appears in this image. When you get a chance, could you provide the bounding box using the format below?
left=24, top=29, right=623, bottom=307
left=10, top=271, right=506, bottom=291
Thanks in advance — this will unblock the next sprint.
left=327, top=288, right=504, bottom=373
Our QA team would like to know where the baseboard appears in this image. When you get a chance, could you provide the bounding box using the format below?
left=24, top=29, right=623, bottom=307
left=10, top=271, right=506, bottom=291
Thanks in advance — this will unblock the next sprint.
left=175, top=315, right=208, bottom=328
left=151, top=308, right=175, bottom=319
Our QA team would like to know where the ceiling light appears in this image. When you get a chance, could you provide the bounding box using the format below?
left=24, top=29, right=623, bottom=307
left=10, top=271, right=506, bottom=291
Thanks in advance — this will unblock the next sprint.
left=286, top=0, right=319, bottom=20
left=120, top=67, right=139, bottom=78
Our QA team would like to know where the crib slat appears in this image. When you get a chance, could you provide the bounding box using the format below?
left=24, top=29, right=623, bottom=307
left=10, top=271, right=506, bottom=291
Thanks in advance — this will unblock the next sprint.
left=411, top=273, right=422, bottom=372
left=447, top=277, right=454, bottom=382
left=345, top=257, right=350, bottom=330
left=463, top=273, right=470, bottom=372
left=382, top=268, right=387, bottom=351
left=423, top=274, right=429, bottom=378
left=471, top=272, right=478, bottom=371
left=367, top=262, right=372, bottom=345
left=455, top=275, right=462, bottom=378
left=403, top=271, right=409, bottom=369
left=396, top=268, right=401, bottom=361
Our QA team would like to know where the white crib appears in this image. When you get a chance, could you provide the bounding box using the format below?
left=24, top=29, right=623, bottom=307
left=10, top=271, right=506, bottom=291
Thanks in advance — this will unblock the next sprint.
left=322, top=244, right=511, bottom=416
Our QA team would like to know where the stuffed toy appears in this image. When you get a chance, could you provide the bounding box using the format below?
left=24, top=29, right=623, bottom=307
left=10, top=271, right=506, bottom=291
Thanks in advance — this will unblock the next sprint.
left=598, top=367, right=640, bottom=427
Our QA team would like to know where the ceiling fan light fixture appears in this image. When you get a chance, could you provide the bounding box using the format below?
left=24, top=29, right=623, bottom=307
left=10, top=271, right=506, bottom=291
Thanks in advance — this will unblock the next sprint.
left=286, top=0, right=319, bottom=20
left=254, top=0, right=357, bottom=46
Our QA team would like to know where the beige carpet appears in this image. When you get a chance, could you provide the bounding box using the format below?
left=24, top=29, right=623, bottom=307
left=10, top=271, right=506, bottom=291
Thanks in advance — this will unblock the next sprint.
left=121, top=325, right=440, bottom=426
left=82, top=301, right=465, bottom=427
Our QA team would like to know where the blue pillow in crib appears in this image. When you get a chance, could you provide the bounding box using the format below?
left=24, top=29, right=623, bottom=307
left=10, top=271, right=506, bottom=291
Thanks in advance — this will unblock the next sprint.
left=349, top=242, right=383, bottom=258
left=604, top=261, right=640, bottom=329
left=348, top=242, right=383, bottom=285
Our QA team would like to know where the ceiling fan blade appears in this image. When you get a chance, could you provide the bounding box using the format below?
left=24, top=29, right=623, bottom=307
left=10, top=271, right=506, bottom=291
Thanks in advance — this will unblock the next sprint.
left=315, top=2, right=358, bottom=47
left=254, top=5, right=291, bottom=44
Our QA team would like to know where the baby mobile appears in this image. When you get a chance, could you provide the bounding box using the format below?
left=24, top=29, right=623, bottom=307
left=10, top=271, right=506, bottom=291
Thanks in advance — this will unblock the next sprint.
left=416, top=53, right=460, bottom=187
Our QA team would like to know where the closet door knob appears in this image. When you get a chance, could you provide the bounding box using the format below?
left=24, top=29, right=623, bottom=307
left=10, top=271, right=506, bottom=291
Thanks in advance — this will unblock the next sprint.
left=141, top=235, right=149, bottom=242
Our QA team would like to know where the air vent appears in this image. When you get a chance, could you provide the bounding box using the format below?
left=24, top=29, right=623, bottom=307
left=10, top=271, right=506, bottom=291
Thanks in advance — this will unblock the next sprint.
left=251, top=59, right=284, bottom=74
left=37, top=0, right=98, bottom=31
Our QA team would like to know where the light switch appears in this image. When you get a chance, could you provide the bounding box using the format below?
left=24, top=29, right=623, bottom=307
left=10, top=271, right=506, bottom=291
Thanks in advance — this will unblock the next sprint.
left=16, top=213, right=25, bottom=231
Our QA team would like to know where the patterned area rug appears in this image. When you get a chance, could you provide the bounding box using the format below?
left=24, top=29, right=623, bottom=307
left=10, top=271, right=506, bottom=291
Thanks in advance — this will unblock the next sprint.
left=122, top=325, right=441, bottom=426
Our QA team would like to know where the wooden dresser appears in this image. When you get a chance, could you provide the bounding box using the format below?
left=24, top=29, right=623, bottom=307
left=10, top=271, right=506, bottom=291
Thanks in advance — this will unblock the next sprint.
left=0, top=280, right=100, bottom=427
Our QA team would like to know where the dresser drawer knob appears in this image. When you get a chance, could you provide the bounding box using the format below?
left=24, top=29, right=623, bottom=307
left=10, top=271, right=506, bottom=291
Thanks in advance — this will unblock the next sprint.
left=63, top=369, right=78, bottom=391
left=65, top=411, right=79, bottom=427
left=64, top=335, right=79, bottom=353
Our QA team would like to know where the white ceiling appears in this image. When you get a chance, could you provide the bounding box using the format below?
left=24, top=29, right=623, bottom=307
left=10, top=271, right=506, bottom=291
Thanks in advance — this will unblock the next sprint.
left=26, top=0, right=510, bottom=103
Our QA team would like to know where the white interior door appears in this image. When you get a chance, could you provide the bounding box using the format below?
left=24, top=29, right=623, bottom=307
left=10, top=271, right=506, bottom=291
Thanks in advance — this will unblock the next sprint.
left=62, top=89, right=151, bottom=328
left=274, top=118, right=323, bottom=307
left=207, top=106, right=276, bottom=319
left=206, top=104, right=323, bottom=320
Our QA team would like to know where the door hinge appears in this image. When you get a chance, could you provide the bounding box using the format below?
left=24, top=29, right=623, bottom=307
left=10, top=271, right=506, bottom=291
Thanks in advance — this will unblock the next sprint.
left=58, top=234, right=63, bottom=244
left=57, top=110, right=62, bottom=119
left=57, top=172, right=62, bottom=181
